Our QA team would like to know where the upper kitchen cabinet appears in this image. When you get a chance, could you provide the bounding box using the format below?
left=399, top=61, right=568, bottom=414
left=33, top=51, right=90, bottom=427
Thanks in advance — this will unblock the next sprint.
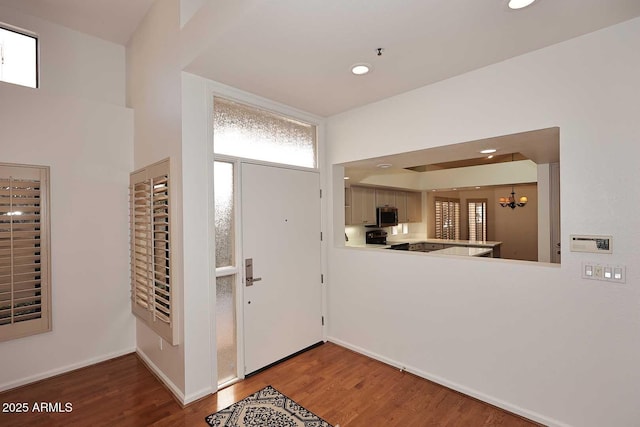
left=396, top=191, right=407, bottom=222
left=349, top=186, right=376, bottom=225
left=406, top=191, right=422, bottom=223
left=375, top=189, right=395, bottom=207
left=396, top=190, right=422, bottom=223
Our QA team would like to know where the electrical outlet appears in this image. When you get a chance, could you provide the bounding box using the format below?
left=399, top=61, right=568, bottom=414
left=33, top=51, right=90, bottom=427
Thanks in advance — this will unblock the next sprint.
left=582, top=262, right=626, bottom=283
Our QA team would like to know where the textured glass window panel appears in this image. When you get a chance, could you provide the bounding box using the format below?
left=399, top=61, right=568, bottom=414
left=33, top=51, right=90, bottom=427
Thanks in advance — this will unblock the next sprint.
left=214, top=161, right=234, bottom=268
left=216, top=275, right=237, bottom=385
left=213, top=97, right=317, bottom=168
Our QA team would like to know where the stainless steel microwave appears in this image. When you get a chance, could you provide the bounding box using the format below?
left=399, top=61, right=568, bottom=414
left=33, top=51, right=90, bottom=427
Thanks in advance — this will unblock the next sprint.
left=376, top=206, right=398, bottom=227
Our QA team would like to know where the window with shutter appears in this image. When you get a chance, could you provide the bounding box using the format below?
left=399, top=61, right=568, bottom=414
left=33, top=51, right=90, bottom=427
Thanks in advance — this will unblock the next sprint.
left=435, top=197, right=460, bottom=240
left=468, top=199, right=488, bottom=241
left=130, top=159, right=177, bottom=345
left=0, top=163, right=51, bottom=342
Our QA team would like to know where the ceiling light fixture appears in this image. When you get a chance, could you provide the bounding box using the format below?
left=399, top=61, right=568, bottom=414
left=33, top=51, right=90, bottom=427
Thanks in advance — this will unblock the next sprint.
left=376, top=163, right=392, bottom=169
left=480, top=149, right=497, bottom=154
left=499, top=186, right=528, bottom=209
left=508, top=0, right=536, bottom=10
left=351, top=63, right=371, bottom=75
left=344, top=176, right=350, bottom=180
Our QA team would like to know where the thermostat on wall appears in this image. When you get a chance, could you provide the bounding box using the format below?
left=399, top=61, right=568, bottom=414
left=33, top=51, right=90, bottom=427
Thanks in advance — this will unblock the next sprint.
left=570, top=235, right=612, bottom=254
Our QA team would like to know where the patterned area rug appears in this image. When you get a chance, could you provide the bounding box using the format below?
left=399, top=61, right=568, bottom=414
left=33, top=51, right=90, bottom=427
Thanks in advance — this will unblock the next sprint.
left=205, top=385, right=333, bottom=427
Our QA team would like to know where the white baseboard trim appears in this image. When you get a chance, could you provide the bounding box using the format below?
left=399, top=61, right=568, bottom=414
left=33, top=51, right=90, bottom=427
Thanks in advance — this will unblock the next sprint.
left=134, top=349, right=214, bottom=405
left=184, top=386, right=215, bottom=405
left=328, top=337, right=570, bottom=427
left=0, top=347, right=136, bottom=393
left=136, top=348, right=186, bottom=404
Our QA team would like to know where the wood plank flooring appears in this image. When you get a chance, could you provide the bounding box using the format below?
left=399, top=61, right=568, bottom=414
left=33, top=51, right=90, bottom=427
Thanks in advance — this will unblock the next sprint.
left=0, top=342, right=540, bottom=426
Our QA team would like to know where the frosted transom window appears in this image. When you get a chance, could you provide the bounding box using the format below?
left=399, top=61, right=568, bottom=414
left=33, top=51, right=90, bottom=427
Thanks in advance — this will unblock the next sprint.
left=213, top=97, right=317, bottom=168
left=0, top=26, right=37, bottom=88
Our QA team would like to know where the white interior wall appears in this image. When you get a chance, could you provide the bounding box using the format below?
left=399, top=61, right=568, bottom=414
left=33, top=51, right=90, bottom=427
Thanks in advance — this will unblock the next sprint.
left=126, top=0, right=187, bottom=398
left=326, top=17, right=640, bottom=427
left=537, top=164, right=551, bottom=262
left=127, top=0, right=222, bottom=403
left=180, top=72, right=216, bottom=402
left=0, top=5, right=126, bottom=106
left=0, top=83, right=133, bottom=389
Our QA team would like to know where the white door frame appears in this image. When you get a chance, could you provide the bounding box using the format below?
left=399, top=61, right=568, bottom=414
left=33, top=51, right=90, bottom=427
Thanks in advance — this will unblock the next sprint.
left=208, top=80, right=327, bottom=391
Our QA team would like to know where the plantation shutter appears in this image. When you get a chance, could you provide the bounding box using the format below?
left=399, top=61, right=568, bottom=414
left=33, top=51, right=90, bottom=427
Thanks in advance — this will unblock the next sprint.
left=468, top=199, right=487, bottom=241
left=130, top=159, right=177, bottom=345
left=435, top=197, right=460, bottom=240
left=0, top=163, right=51, bottom=342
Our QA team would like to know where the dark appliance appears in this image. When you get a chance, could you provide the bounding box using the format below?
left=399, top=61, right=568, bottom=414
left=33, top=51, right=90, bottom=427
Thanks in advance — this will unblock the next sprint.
left=376, top=206, right=398, bottom=227
left=366, top=229, right=388, bottom=245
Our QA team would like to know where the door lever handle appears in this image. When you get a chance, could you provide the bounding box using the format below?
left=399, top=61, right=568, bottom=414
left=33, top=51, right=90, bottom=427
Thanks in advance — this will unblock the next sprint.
left=246, top=277, right=262, bottom=286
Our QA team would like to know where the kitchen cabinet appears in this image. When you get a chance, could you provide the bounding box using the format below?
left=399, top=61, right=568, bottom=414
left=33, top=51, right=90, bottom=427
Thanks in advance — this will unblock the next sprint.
left=347, top=186, right=422, bottom=225
left=345, top=186, right=353, bottom=225
left=349, top=186, right=376, bottom=225
left=375, top=189, right=395, bottom=207
left=406, top=191, right=422, bottom=223
left=395, top=191, right=407, bottom=223
left=396, top=190, right=422, bottom=223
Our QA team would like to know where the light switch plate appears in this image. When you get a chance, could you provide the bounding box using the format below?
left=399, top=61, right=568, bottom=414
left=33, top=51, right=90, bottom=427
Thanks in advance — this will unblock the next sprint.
left=570, top=235, right=612, bottom=253
left=582, top=262, right=626, bottom=283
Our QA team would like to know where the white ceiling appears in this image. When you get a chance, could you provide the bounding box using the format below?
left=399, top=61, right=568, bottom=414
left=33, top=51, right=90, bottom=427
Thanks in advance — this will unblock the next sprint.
left=0, top=0, right=155, bottom=45
left=2, top=1, right=640, bottom=116
left=185, top=0, right=640, bottom=116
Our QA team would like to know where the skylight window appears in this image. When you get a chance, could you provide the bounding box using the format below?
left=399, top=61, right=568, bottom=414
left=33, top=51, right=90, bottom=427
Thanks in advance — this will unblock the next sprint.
left=0, top=26, right=38, bottom=88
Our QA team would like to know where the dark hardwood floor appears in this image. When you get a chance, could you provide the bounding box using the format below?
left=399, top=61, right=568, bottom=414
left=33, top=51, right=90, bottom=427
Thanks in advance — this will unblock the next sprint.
left=0, top=342, right=540, bottom=426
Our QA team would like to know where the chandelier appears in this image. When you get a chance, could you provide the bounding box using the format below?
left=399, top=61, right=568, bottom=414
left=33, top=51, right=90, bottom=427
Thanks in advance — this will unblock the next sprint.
left=499, top=186, right=528, bottom=209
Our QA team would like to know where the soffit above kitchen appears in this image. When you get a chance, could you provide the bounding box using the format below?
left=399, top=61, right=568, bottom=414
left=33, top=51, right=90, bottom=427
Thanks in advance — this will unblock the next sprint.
left=183, top=0, right=640, bottom=116
left=342, top=127, right=558, bottom=189
left=344, top=127, right=558, bottom=171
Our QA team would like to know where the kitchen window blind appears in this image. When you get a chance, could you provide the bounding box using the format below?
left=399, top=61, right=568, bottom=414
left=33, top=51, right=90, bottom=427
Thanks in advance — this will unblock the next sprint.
left=435, top=197, right=460, bottom=240
left=130, top=159, right=178, bottom=345
left=468, top=199, right=488, bottom=241
left=0, top=163, right=51, bottom=342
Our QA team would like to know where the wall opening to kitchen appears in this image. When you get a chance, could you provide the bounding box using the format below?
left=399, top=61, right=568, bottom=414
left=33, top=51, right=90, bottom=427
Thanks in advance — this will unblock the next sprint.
left=337, top=127, right=560, bottom=264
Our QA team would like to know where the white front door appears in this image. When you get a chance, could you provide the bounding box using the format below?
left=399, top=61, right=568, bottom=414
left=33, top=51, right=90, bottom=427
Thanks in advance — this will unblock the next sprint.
left=241, top=163, right=322, bottom=374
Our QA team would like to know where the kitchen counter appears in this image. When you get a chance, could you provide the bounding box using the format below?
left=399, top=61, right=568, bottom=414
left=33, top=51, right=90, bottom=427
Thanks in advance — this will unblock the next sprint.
left=430, top=246, right=493, bottom=257
left=346, top=237, right=501, bottom=257
left=387, top=238, right=502, bottom=248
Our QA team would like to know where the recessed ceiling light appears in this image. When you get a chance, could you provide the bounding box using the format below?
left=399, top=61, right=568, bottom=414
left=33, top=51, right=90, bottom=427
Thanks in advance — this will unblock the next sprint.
left=344, top=176, right=350, bottom=180
left=351, top=63, right=372, bottom=75
left=376, top=163, right=392, bottom=169
left=508, top=0, right=536, bottom=10
left=480, top=149, right=497, bottom=154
